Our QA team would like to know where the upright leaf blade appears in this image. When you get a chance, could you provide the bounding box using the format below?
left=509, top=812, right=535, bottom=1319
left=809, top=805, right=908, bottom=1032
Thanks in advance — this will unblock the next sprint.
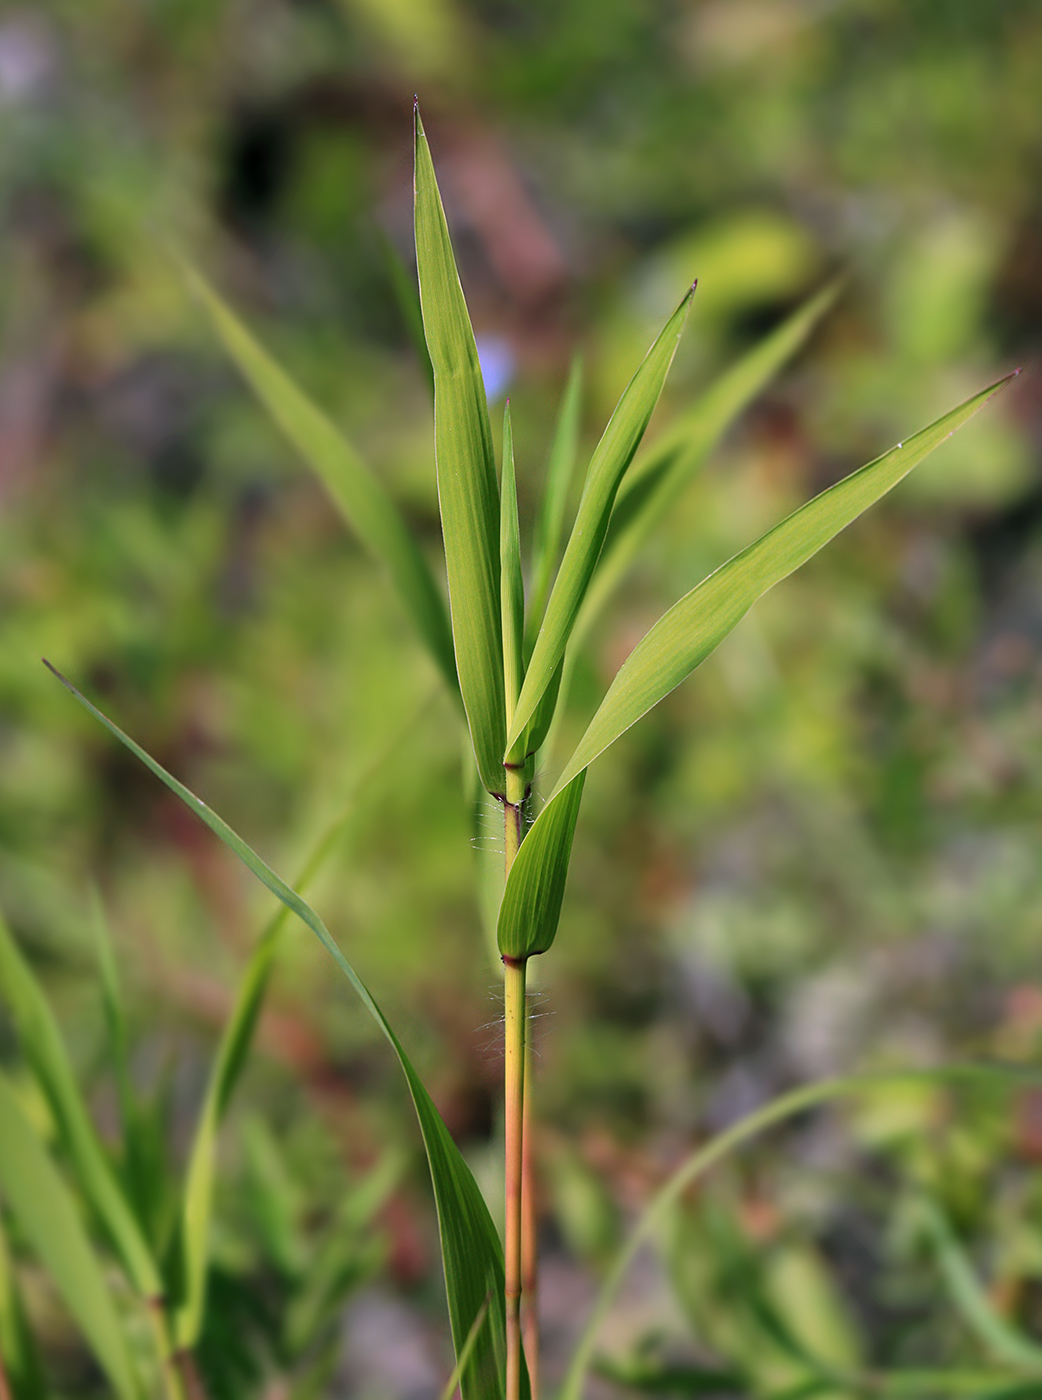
left=180, top=260, right=458, bottom=699
left=0, top=1214, right=47, bottom=1400
left=551, top=371, right=1018, bottom=801
left=47, top=666, right=521, bottom=1400
left=505, top=285, right=695, bottom=761
left=0, top=1069, right=140, bottom=1400
left=497, top=772, right=585, bottom=959
left=0, top=909, right=161, bottom=1301
left=573, top=282, right=838, bottom=652
left=526, top=356, right=583, bottom=653
left=415, top=107, right=506, bottom=797
left=500, top=403, right=524, bottom=731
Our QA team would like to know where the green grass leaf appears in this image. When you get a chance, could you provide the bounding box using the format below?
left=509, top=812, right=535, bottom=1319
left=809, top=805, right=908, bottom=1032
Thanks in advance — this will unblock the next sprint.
left=560, top=1064, right=1039, bottom=1400
left=415, top=106, right=506, bottom=797
left=178, top=258, right=458, bottom=699
left=526, top=355, right=583, bottom=654
left=377, top=227, right=436, bottom=400
left=501, top=403, right=525, bottom=732
left=175, top=702, right=425, bottom=1347
left=497, top=772, right=585, bottom=959
left=917, top=1198, right=1042, bottom=1370
left=0, top=1213, right=48, bottom=1400
left=505, top=285, right=694, bottom=763
left=0, top=1068, right=140, bottom=1400
left=572, top=281, right=838, bottom=652
left=0, top=908, right=161, bottom=1301
left=46, top=664, right=519, bottom=1400
left=550, top=370, right=1018, bottom=802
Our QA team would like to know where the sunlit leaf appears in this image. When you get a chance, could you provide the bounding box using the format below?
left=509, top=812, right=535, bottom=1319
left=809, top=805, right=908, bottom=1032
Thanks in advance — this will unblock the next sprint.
left=505, top=285, right=695, bottom=762
left=573, top=281, right=838, bottom=651
left=501, top=403, right=524, bottom=730
left=551, top=370, right=1018, bottom=801
left=0, top=1214, right=47, bottom=1400
left=415, top=106, right=506, bottom=797
left=526, top=356, right=583, bottom=653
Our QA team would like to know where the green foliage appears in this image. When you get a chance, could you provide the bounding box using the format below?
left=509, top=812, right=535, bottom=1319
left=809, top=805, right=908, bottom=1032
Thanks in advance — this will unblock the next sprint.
left=415, top=108, right=507, bottom=797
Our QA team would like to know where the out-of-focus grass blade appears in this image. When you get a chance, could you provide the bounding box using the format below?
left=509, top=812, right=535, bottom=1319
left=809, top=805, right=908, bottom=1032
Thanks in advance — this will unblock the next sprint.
left=560, top=1064, right=1037, bottom=1400
left=505, top=285, right=694, bottom=763
left=0, top=908, right=161, bottom=1301
left=0, top=1214, right=47, bottom=1400
left=500, top=404, right=524, bottom=730
left=550, top=370, right=1018, bottom=803
left=917, top=1199, right=1042, bottom=1370
left=377, top=227, right=436, bottom=399
left=176, top=697, right=431, bottom=1348
left=415, top=106, right=506, bottom=798
left=0, top=1068, right=140, bottom=1400
left=47, top=664, right=520, bottom=1400
left=91, top=895, right=167, bottom=1250
left=526, top=356, right=583, bottom=654
left=572, top=282, right=838, bottom=652
left=497, top=772, right=585, bottom=959
left=179, top=259, right=458, bottom=699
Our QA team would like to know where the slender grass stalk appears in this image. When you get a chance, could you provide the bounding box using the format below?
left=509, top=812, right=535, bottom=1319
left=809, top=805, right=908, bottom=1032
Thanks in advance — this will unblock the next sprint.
left=503, top=765, right=528, bottom=1400
left=520, top=1033, right=539, bottom=1399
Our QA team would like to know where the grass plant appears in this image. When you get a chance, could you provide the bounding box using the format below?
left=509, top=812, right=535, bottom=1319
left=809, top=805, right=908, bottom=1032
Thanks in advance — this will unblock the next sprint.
left=0, top=107, right=1029, bottom=1399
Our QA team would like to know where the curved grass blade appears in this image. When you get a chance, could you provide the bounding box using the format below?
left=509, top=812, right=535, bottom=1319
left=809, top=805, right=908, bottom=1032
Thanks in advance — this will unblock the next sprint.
left=505, top=286, right=695, bottom=763
left=559, top=1064, right=1038, bottom=1400
left=501, top=404, right=524, bottom=731
left=526, top=356, right=583, bottom=654
left=0, top=1068, right=140, bottom=1400
left=0, top=908, right=161, bottom=1302
left=550, top=370, right=1018, bottom=803
left=415, top=106, right=506, bottom=797
left=917, top=1199, right=1042, bottom=1370
left=497, top=772, right=585, bottom=959
left=572, top=282, right=838, bottom=654
left=174, top=698, right=427, bottom=1349
left=0, top=1214, right=47, bottom=1400
left=46, top=664, right=520, bottom=1400
left=179, top=259, right=458, bottom=699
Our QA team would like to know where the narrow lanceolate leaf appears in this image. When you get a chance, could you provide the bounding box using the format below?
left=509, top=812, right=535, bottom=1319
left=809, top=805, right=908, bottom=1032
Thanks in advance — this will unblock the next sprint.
left=0, top=1213, right=48, bottom=1400
left=0, top=909, right=161, bottom=1302
left=180, top=259, right=458, bottom=698
left=572, top=282, right=838, bottom=652
left=497, top=772, right=585, bottom=959
left=46, top=665, right=521, bottom=1400
left=504, top=373, right=1017, bottom=959
left=551, top=370, right=1019, bottom=801
left=415, top=107, right=506, bottom=797
left=526, top=356, right=583, bottom=655
left=505, top=285, right=695, bottom=763
left=176, top=699, right=427, bottom=1348
left=0, top=1068, right=140, bottom=1400
left=501, top=404, right=525, bottom=731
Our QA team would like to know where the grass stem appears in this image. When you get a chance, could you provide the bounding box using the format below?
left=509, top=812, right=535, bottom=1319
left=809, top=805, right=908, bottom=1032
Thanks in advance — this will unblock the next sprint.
left=503, top=764, right=528, bottom=1400
left=503, top=955, right=527, bottom=1400
left=521, top=1032, right=539, bottom=1399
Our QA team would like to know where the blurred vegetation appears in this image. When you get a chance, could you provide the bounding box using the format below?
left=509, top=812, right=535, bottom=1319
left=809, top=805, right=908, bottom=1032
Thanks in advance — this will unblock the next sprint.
left=1, top=0, right=1041, bottom=1395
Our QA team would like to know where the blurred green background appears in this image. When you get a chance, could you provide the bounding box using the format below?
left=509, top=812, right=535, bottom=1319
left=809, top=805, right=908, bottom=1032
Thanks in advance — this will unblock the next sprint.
left=2, top=1, right=1042, bottom=1395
